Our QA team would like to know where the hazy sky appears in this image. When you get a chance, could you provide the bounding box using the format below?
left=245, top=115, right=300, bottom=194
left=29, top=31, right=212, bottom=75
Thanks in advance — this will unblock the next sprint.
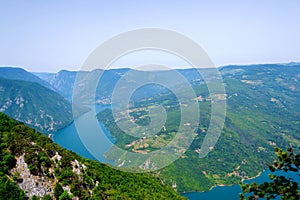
left=0, top=0, right=299, bottom=72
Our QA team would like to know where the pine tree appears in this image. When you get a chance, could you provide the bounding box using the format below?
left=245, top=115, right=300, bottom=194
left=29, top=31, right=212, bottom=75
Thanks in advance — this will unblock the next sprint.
left=239, top=147, right=300, bottom=200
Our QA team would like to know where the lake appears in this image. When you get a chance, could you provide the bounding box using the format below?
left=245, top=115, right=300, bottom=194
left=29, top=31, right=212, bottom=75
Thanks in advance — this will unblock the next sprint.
left=54, top=104, right=298, bottom=200
left=183, top=170, right=299, bottom=200
left=54, top=104, right=114, bottom=163
left=182, top=171, right=266, bottom=200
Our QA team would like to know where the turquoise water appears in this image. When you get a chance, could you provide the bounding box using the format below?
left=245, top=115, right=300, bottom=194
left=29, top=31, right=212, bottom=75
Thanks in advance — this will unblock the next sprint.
left=53, top=104, right=114, bottom=163
left=183, top=170, right=299, bottom=200
left=54, top=104, right=298, bottom=199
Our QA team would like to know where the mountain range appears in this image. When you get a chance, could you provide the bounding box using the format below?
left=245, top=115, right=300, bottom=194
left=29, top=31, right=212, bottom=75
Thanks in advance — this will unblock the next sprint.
left=0, top=67, right=55, bottom=91
left=0, top=63, right=300, bottom=197
left=96, top=63, right=300, bottom=192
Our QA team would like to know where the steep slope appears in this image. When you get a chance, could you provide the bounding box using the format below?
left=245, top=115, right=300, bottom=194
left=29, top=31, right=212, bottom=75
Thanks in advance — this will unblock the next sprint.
left=0, top=112, right=185, bottom=199
left=97, top=64, right=300, bottom=192
left=35, top=68, right=205, bottom=103
left=35, top=69, right=129, bottom=102
left=0, top=77, right=73, bottom=132
left=0, top=67, right=55, bottom=91
left=34, top=70, right=77, bottom=101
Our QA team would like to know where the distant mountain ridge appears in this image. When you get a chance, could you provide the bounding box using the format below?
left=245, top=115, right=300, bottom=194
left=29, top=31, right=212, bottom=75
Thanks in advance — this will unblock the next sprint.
left=1, top=63, right=300, bottom=193
left=1, top=63, right=298, bottom=133
left=35, top=68, right=207, bottom=103
left=0, top=67, right=56, bottom=91
left=35, top=69, right=129, bottom=101
left=34, top=62, right=300, bottom=103
left=34, top=70, right=77, bottom=101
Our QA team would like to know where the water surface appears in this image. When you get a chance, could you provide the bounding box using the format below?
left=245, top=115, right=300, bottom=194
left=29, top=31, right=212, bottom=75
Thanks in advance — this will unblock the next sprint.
left=53, top=105, right=298, bottom=200
left=183, top=170, right=299, bottom=200
left=54, top=104, right=113, bottom=163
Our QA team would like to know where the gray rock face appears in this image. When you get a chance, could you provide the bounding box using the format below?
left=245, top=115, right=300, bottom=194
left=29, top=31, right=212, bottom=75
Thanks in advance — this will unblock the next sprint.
left=0, top=78, right=73, bottom=133
left=10, top=155, right=54, bottom=199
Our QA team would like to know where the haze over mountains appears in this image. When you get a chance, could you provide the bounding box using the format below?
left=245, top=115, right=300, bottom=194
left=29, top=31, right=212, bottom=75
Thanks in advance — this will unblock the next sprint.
left=33, top=68, right=209, bottom=105
left=0, top=67, right=55, bottom=90
left=94, top=63, right=300, bottom=191
left=0, top=62, right=300, bottom=198
left=1, top=62, right=299, bottom=130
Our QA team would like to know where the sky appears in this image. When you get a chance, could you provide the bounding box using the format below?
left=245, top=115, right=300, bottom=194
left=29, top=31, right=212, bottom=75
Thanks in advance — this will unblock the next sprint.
left=0, top=0, right=299, bottom=72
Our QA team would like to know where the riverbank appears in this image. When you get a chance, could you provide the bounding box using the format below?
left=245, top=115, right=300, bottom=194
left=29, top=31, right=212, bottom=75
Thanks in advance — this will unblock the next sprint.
left=183, top=169, right=299, bottom=200
left=182, top=173, right=262, bottom=200
left=182, top=170, right=264, bottom=195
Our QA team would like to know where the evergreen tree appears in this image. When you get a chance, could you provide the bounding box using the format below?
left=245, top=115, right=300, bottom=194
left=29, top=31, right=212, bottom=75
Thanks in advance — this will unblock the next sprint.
left=239, top=147, right=300, bottom=200
left=54, top=183, right=63, bottom=200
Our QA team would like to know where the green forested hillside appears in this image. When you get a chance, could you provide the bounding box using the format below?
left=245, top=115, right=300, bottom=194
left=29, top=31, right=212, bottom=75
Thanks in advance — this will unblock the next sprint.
left=97, top=64, right=300, bottom=192
left=0, top=77, right=73, bottom=132
left=0, top=112, right=185, bottom=199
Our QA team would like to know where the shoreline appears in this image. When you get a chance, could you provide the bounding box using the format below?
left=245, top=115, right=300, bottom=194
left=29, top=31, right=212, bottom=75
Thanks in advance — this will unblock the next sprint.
left=181, top=170, right=265, bottom=195
left=241, top=170, right=264, bottom=182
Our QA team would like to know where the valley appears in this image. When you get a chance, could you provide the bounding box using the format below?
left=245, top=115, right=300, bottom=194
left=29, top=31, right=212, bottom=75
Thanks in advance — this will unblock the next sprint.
left=1, top=63, right=300, bottom=199
left=1, top=1, right=299, bottom=199
left=0, top=112, right=184, bottom=199
left=95, top=63, right=300, bottom=192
